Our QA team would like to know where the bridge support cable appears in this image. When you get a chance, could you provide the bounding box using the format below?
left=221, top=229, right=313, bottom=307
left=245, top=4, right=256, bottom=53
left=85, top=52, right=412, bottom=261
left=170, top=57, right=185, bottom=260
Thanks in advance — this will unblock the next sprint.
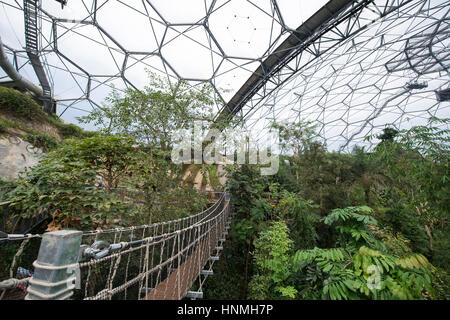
left=0, top=191, right=225, bottom=241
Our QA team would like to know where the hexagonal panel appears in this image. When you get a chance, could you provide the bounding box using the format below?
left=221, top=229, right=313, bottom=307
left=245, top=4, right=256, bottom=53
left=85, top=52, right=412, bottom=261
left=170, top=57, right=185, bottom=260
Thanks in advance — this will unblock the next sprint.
left=97, top=0, right=163, bottom=53
left=124, top=54, right=171, bottom=89
left=275, top=0, right=328, bottom=29
left=1, top=0, right=448, bottom=153
left=208, top=0, right=283, bottom=59
left=57, top=23, right=125, bottom=75
left=160, top=26, right=222, bottom=80
left=149, top=0, right=212, bottom=24
left=41, top=0, right=100, bottom=21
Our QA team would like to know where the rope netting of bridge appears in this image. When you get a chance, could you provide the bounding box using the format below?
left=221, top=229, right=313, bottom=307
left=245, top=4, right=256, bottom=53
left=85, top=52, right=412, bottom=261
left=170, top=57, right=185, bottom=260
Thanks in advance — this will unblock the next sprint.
left=0, top=192, right=232, bottom=300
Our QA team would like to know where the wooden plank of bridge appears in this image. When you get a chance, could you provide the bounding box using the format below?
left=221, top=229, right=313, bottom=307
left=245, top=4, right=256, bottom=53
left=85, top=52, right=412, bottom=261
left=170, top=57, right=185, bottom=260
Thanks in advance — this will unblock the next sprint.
left=145, top=199, right=229, bottom=300
left=144, top=234, right=210, bottom=300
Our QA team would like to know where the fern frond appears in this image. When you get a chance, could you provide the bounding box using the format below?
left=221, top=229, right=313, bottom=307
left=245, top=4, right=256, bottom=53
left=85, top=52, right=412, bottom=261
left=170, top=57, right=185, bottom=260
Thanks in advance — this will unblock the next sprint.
left=398, top=253, right=430, bottom=269
left=294, top=247, right=347, bottom=265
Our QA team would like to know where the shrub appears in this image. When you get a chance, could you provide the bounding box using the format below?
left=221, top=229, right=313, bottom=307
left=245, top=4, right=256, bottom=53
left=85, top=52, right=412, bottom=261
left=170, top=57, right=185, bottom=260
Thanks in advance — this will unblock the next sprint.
left=58, top=122, right=84, bottom=138
left=249, top=220, right=296, bottom=299
left=0, top=118, right=23, bottom=133
left=0, top=87, right=45, bottom=120
left=82, top=130, right=98, bottom=138
left=23, top=133, right=58, bottom=152
left=47, top=114, right=87, bottom=138
left=6, top=134, right=140, bottom=230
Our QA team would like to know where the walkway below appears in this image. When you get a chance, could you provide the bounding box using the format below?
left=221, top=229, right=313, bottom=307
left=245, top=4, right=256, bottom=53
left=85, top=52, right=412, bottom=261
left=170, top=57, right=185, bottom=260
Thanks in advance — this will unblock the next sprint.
left=145, top=200, right=229, bottom=300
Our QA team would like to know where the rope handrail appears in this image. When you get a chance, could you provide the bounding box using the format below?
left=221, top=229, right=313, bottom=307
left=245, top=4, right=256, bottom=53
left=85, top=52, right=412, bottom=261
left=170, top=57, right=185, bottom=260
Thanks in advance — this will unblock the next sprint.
left=81, top=192, right=225, bottom=236
left=1, top=191, right=232, bottom=301
left=0, top=192, right=226, bottom=241
left=0, top=277, right=31, bottom=290
left=80, top=195, right=232, bottom=300
left=80, top=198, right=229, bottom=264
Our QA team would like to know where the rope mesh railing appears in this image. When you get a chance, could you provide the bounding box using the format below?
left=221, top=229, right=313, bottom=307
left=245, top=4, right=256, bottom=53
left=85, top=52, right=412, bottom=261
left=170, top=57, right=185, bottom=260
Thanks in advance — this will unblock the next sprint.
left=79, top=195, right=230, bottom=300
left=0, top=192, right=224, bottom=241
left=0, top=192, right=232, bottom=300
left=81, top=192, right=225, bottom=237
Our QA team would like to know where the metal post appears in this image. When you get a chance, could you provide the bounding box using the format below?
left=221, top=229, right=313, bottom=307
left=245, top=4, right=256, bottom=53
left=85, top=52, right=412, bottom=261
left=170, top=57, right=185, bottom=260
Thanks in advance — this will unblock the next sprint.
left=25, top=230, right=82, bottom=300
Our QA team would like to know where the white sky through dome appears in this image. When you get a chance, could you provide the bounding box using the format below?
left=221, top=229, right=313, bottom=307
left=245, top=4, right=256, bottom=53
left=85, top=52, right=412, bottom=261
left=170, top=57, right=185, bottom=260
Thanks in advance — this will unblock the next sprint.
left=0, top=0, right=448, bottom=150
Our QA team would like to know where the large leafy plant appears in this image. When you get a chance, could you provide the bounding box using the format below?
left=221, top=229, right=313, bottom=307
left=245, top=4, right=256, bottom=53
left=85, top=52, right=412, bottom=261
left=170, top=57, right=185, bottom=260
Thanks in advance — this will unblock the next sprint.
left=293, top=206, right=437, bottom=300
left=248, top=221, right=297, bottom=299
left=6, top=134, right=139, bottom=230
left=275, top=190, right=319, bottom=250
left=55, top=134, right=139, bottom=191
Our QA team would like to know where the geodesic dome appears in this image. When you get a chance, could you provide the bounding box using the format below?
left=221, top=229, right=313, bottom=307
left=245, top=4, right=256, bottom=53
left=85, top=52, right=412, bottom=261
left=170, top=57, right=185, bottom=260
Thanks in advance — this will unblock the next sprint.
left=0, top=0, right=448, bottom=150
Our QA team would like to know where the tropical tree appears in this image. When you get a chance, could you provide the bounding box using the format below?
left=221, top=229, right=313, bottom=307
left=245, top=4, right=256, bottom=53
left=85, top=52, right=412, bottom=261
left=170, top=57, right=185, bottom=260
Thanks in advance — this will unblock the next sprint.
left=369, top=117, right=449, bottom=268
left=78, top=71, right=217, bottom=150
left=6, top=134, right=140, bottom=230
left=248, top=221, right=297, bottom=299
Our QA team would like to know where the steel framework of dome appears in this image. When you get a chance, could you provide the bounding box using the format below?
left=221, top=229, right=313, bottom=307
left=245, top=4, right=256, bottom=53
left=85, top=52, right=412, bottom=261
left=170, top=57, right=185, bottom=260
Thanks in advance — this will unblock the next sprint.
left=0, top=0, right=449, bottom=150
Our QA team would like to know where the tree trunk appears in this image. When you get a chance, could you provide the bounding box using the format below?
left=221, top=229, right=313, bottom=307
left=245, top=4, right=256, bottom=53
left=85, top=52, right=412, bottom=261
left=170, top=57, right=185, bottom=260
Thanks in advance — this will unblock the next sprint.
left=241, top=245, right=250, bottom=299
left=424, top=224, right=433, bottom=250
left=148, top=199, right=153, bottom=225
left=365, top=188, right=371, bottom=207
left=415, top=205, right=433, bottom=250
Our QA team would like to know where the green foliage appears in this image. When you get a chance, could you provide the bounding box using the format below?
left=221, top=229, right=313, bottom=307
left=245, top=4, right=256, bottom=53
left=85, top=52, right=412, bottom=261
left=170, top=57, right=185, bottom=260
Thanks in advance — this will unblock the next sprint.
left=46, top=114, right=89, bottom=138
left=7, top=157, right=127, bottom=230
left=371, top=118, right=449, bottom=215
left=56, top=134, right=138, bottom=191
left=0, top=87, right=45, bottom=121
left=129, top=147, right=202, bottom=224
left=323, top=206, right=379, bottom=248
left=371, top=226, right=413, bottom=257
left=375, top=194, right=432, bottom=257
left=294, top=247, right=347, bottom=263
left=207, top=164, right=272, bottom=299
left=247, top=274, right=270, bottom=300
left=377, top=127, right=399, bottom=143
left=202, top=239, right=249, bottom=299
left=270, top=120, right=321, bottom=156
left=254, top=221, right=293, bottom=284
left=205, top=117, right=449, bottom=300
left=0, top=116, right=45, bottom=138
left=231, top=198, right=269, bottom=244
left=275, top=190, right=319, bottom=250
left=78, top=70, right=217, bottom=149
left=324, top=206, right=375, bottom=225
left=274, top=133, right=375, bottom=216
left=5, top=134, right=139, bottom=230
left=368, top=118, right=449, bottom=269
left=0, top=89, right=89, bottom=143
left=145, top=187, right=208, bottom=224
left=248, top=221, right=297, bottom=299
left=226, top=164, right=267, bottom=204
left=206, top=165, right=221, bottom=188
left=293, top=208, right=438, bottom=300
left=226, top=164, right=269, bottom=245
left=23, top=133, right=58, bottom=151
left=59, top=123, right=85, bottom=138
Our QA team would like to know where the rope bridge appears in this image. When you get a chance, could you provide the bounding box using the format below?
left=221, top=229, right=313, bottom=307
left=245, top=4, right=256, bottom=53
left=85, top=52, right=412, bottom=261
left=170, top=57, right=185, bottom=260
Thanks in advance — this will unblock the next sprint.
left=0, top=192, right=232, bottom=300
